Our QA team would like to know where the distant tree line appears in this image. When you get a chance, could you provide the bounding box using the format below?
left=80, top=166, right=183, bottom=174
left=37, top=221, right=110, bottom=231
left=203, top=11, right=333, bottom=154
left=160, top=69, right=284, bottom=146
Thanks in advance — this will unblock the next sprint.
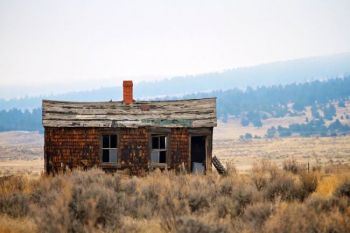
left=0, top=108, right=42, bottom=132
left=266, top=119, right=350, bottom=138
left=1, top=76, right=350, bottom=133
left=183, top=76, right=350, bottom=126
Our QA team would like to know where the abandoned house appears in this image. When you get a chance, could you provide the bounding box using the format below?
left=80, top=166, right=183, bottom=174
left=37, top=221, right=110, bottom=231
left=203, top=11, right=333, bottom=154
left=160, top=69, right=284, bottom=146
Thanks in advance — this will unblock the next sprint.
left=42, top=81, right=217, bottom=175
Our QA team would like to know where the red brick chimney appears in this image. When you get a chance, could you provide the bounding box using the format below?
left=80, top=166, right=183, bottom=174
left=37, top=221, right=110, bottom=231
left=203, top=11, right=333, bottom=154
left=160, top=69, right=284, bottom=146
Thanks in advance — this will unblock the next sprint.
left=123, top=80, right=133, bottom=105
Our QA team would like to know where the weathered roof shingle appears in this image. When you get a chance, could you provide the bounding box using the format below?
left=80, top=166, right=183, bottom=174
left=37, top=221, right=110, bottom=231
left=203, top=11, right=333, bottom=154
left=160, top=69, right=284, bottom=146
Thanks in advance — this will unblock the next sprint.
left=42, top=98, right=217, bottom=128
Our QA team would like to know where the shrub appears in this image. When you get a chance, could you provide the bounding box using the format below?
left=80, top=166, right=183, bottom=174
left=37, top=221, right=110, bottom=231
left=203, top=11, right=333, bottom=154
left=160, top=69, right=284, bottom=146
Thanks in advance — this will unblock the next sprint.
left=243, top=202, right=273, bottom=229
left=186, top=177, right=217, bottom=213
left=160, top=193, right=189, bottom=232
left=0, top=166, right=349, bottom=233
left=30, top=175, right=66, bottom=207
left=33, top=171, right=124, bottom=233
left=283, top=159, right=302, bottom=174
left=0, top=192, right=30, bottom=217
left=217, top=180, right=254, bottom=218
left=335, top=180, right=350, bottom=198
left=188, top=192, right=210, bottom=213
left=252, top=173, right=267, bottom=191
left=306, top=196, right=349, bottom=214
left=251, top=162, right=269, bottom=191
left=69, top=184, right=123, bottom=230
left=264, top=173, right=302, bottom=201
left=215, top=196, right=237, bottom=219
left=233, top=187, right=253, bottom=216
left=176, top=216, right=229, bottom=233
left=264, top=203, right=350, bottom=233
left=294, top=172, right=319, bottom=201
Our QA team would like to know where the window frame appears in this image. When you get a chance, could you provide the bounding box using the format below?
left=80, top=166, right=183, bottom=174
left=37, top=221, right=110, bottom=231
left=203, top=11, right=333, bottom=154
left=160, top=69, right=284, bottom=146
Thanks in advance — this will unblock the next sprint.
left=100, top=133, right=119, bottom=164
left=150, top=134, right=168, bottom=164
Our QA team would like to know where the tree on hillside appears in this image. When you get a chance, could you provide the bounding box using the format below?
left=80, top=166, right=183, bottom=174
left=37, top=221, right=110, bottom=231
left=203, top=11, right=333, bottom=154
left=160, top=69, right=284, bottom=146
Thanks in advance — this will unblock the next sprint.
left=311, top=104, right=321, bottom=119
left=323, top=104, right=336, bottom=120
left=338, top=99, right=346, bottom=108
left=240, top=117, right=250, bottom=127
left=266, top=127, right=277, bottom=138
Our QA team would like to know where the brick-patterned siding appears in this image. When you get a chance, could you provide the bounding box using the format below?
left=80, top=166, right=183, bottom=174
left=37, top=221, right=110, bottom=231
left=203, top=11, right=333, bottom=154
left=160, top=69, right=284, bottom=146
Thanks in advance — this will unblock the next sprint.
left=44, top=126, right=212, bottom=174
left=169, top=128, right=190, bottom=170
left=119, top=128, right=149, bottom=175
left=44, top=127, right=100, bottom=173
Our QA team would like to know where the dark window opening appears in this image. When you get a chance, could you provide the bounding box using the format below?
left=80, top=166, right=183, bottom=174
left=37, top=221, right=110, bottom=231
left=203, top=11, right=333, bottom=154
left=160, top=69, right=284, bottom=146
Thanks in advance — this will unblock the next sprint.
left=101, top=134, right=118, bottom=163
left=159, top=151, right=166, bottom=163
left=159, top=136, right=166, bottom=149
left=152, top=136, right=159, bottom=149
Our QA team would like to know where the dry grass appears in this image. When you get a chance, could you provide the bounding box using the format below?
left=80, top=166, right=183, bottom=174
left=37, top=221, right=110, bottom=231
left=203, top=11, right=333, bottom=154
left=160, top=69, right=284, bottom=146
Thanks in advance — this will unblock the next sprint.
left=0, top=131, right=43, bottom=176
left=0, top=160, right=43, bottom=177
left=0, top=132, right=42, bottom=161
left=214, top=136, right=350, bottom=172
left=0, top=215, right=37, bottom=233
left=0, top=163, right=349, bottom=233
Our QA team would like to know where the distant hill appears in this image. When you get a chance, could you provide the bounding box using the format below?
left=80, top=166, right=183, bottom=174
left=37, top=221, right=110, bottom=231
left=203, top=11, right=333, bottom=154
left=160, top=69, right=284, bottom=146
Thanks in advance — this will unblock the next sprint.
left=1, top=53, right=350, bottom=110
left=1, top=76, right=350, bottom=136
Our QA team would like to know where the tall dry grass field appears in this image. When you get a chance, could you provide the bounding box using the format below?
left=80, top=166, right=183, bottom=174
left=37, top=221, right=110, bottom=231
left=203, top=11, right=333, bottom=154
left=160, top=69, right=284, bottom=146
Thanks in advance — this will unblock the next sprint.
left=0, top=162, right=349, bottom=233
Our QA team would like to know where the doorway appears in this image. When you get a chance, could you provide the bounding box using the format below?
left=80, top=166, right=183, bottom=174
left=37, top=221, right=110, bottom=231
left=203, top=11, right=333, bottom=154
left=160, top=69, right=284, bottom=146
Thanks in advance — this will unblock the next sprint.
left=191, top=136, right=206, bottom=173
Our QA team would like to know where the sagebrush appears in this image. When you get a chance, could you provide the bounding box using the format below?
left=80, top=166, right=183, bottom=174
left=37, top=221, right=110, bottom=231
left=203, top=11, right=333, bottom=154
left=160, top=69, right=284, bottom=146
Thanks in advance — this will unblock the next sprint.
left=0, top=161, right=349, bottom=233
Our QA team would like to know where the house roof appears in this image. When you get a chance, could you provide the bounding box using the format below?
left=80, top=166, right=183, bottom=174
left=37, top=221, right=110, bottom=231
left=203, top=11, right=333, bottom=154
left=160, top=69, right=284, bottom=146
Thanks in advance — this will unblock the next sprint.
left=42, top=98, right=217, bottom=128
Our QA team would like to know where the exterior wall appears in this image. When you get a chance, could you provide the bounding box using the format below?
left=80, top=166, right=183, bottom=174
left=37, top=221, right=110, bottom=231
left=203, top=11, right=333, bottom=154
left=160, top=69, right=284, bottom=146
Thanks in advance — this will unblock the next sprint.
left=44, top=126, right=212, bottom=175
left=119, top=128, right=149, bottom=175
left=44, top=127, right=100, bottom=173
left=169, top=128, right=190, bottom=170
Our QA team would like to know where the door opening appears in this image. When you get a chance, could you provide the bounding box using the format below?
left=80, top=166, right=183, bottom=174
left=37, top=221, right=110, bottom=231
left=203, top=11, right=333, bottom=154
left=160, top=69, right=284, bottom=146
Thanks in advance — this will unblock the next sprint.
left=191, top=136, right=206, bottom=173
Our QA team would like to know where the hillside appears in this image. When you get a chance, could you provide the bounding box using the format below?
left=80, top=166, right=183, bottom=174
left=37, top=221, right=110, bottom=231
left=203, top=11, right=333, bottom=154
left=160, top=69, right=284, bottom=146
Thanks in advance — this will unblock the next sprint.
left=1, top=53, right=350, bottom=110
left=1, top=76, right=350, bottom=137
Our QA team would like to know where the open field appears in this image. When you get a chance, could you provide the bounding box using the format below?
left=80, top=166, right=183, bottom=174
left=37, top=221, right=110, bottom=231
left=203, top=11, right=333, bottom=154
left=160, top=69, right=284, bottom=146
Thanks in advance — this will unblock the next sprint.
left=213, top=136, right=350, bottom=172
left=0, top=131, right=42, bottom=161
left=1, top=129, right=350, bottom=175
left=0, top=131, right=43, bottom=176
left=213, top=119, right=350, bottom=172
left=0, top=160, right=43, bottom=176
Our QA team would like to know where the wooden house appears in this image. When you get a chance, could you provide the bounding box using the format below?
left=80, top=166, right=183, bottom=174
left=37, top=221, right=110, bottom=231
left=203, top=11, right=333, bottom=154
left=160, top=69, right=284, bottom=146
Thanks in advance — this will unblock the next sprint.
left=42, top=81, right=217, bottom=175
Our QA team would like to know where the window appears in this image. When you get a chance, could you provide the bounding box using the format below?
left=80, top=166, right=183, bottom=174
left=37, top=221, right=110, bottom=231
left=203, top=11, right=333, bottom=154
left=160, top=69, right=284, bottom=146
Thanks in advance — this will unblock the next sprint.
left=102, top=134, right=118, bottom=163
left=151, top=135, right=167, bottom=163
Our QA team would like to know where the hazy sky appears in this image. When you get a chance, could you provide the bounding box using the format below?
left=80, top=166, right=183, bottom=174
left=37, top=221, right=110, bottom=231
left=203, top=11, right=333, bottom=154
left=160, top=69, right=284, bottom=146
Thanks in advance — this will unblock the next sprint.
left=1, top=0, right=350, bottom=98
